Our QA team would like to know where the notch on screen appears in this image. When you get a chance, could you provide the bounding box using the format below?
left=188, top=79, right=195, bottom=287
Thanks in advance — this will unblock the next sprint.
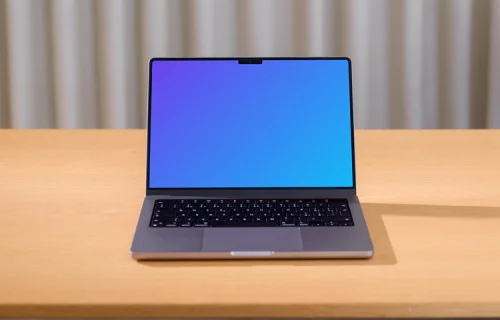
left=238, top=58, right=263, bottom=64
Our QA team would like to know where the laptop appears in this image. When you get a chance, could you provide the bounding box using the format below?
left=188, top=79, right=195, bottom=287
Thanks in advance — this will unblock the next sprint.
left=130, top=57, right=374, bottom=260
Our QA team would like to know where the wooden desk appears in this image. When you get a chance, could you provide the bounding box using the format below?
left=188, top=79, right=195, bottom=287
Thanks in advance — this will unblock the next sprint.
left=1, top=130, right=500, bottom=318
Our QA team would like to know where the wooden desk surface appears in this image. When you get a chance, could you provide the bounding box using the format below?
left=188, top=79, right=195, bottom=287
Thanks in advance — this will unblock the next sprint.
left=1, top=130, right=500, bottom=318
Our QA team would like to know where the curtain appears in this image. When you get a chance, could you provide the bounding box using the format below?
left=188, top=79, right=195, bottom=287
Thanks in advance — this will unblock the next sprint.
left=0, top=0, right=499, bottom=129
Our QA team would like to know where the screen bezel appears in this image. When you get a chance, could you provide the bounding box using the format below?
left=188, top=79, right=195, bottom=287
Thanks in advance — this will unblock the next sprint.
left=146, top=57, right=357, bottom=196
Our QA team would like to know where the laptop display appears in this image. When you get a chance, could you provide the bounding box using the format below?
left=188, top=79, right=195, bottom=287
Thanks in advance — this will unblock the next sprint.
left=148, top=59, right=354, bottom=189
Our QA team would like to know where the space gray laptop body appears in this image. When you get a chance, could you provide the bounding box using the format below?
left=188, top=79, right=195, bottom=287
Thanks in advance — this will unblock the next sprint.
left=131, top=57, right=374, bottom=260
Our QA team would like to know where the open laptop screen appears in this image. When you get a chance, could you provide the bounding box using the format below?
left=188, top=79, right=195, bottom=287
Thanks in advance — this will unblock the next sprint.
left=148, top=58, right=354, bottom=189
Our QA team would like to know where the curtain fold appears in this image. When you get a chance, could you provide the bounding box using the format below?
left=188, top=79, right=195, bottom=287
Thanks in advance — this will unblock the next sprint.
left=0, top=0, right=499, bottom=129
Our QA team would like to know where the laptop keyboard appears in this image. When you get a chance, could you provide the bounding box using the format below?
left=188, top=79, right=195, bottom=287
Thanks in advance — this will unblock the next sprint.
left=150, top=199, right=354, bottom=228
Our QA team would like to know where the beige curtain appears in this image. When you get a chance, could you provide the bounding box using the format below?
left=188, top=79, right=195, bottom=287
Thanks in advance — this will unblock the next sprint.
left=0, top=0, right=499, bottom=129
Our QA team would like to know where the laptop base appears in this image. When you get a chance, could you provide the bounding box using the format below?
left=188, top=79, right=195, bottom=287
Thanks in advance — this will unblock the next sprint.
left=131, top=195, right=374, bottom=260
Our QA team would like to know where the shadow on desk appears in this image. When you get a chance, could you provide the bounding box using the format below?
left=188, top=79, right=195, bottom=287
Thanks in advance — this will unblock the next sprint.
left=139, top=203, right=500, bottom=268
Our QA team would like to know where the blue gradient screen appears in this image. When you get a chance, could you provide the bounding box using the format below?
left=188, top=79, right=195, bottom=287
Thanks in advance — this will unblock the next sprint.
left=149, top=59, right=354, bottom=188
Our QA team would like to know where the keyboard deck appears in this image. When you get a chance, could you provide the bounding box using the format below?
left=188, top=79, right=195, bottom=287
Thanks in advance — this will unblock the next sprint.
left=150, top=199, right=354, bottom=228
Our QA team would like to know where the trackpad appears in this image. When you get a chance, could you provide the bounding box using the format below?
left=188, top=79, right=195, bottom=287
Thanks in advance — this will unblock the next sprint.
left=202, top=228, right=303, bottom=252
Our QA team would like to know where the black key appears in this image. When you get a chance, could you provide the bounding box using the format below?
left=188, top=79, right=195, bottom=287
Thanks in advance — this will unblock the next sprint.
left=299, top=219, right=309, bottom=227
left=308, top=220, right=324, bottom=226
left=151, top=218, right=161, bottom=224
left=212, top=217, right=225, bottom=224
left=181, top=218, right=192, bottom=227
left=194, top=222, right=208, bottom=227
left=324, top=216, right=352, bottom=223
left=281, top=218, right=296, bottom=227
left=166, top=219, right=178, bottom=227
left=338, top=221, right=353, bottom=226
left=340, top=209, right=350, bottom=217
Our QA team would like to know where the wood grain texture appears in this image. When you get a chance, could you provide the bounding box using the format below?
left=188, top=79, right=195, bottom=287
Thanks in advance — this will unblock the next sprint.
left=0, top=130, right=500, bottom=318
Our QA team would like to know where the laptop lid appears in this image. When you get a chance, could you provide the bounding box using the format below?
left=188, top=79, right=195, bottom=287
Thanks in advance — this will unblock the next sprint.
left=146, top=58, right=356, bottom=197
